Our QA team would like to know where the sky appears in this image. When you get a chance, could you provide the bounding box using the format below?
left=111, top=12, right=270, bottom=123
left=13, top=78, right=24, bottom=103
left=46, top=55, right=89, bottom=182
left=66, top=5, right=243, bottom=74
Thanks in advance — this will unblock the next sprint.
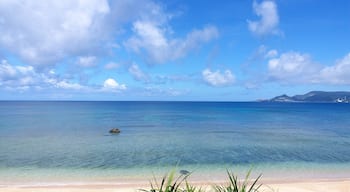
left=0, top=0, right=349, bottom=101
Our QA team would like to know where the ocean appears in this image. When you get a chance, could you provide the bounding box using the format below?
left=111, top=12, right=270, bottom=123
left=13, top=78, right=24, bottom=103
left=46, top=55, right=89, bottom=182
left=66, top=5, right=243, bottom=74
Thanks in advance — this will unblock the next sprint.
left=1, top=101, right=350, bottom=183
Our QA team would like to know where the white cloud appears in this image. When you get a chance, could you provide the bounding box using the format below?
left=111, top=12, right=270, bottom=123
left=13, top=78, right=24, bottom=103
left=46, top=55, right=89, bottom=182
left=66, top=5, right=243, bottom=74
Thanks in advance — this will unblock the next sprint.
left=0, top=0, right=217, bottom=69
left=255, top=45, right=278, bottom=58
left=267, top=52, right=321, bottom=83
left=109, top=0, right=170, bottom=26
left=128, top=63, right=150, bottom=82
left=103, top=78, right=126, bottom=91
left=104, top=62, right=120, bottom=70
left=128, top=21, right=167, bottom=50
left=202, top=68, right=235, bottom=87
left=248, top=0, right=280, bottom=36
left=0, top=59, right=130, bottom=93
left=267, top=51, right=350, bottom=85
left=319, top=53, right=350, bottom=84
left=125, top=21, right=219, bottom=64
left=55, top=80, right=84, bottom=90
left=0, top=59, right=87, bottom=90
left=77, top=56, right=97, bottom=67
left=0, top=60, right=36, bottom=86
left=41, top=74, right=87, bottom=91
left=0, top=0, right=111, bottom=65
left=265, top=49, right=278, bottom=58
left=0, top=61, right=18, bottom=80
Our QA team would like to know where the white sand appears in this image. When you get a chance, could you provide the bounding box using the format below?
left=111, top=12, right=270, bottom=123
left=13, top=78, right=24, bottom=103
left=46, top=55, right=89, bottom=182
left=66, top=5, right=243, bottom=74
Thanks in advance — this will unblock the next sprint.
left=2, top=179, right=350, bottom=192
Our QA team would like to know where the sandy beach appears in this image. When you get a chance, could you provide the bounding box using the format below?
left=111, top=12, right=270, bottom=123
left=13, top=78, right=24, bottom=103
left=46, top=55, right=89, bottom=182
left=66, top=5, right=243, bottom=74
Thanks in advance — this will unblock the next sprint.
left=264, top=180, right=350, bottom=192
left=2, top=179, right=350, bottom=192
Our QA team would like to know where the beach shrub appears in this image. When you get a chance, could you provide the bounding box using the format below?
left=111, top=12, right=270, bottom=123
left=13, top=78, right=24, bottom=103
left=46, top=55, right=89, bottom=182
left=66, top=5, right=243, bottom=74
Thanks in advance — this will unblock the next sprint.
left=140, top=170, right=200, bottom=192
left=184, top=180, right=203, bottom=192
left=141, top=169, right=261, bottom=192
left=213, top=170, right=262, bottom=192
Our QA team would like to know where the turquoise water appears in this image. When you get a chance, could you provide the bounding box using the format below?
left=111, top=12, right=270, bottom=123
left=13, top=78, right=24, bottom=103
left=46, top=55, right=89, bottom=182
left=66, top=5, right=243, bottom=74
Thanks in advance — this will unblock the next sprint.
left=1, top=101, right=350, bottom=183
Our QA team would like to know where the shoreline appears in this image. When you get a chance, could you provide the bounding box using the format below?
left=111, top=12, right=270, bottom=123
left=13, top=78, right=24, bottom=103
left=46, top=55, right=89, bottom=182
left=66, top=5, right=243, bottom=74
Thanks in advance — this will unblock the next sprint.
left=2, top=165, right=350, bottom=191
left=2, top=164, right=350, bottom=189
left=3, top=165, right=350, bottom=184
left=1, top=178, right=350, bottom=192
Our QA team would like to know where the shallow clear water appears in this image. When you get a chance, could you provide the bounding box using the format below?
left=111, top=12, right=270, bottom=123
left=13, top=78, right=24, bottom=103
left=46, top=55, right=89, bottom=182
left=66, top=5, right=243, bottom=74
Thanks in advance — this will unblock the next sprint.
left=1, top=101, right=350, bottom=182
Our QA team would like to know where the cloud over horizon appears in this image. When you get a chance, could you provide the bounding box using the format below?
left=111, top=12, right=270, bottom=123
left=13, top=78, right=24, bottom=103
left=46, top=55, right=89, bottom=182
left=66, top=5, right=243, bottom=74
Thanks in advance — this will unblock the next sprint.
left=267, top=51, right=350, bottom=85
left=202, top=68, right=235, bottom=87
left=0, top=0, right=349, bottom=100
left=103, top=78, right=126, bottom=91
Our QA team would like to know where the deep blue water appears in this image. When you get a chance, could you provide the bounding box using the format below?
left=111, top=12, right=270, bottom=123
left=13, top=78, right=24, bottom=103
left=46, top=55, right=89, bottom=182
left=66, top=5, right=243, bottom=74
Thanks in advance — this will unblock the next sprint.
left=1, top=101, right=350, bottom=180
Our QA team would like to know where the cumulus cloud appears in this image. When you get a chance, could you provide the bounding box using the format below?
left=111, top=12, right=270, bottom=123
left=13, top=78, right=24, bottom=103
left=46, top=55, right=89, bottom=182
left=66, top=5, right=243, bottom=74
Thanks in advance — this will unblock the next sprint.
left=0, top=0, right=111, bottom=65
left=55, top=80, right=84, bottom=90
left=125, top=21, right=219, bottom=64
left=267, top=51, right=350, bottom=85
left=103, top=78, right=126, bottom=91
left=128, top=63, right=150, bottom=82
left=77, top=56, right=97, bottom=67
left=319, top=53, right=350, bottom=84
left=0, top=59, right=127, bottom=93
left=267, top=52, right=321, bottom=83
left=0, top=0, right=219, bottom=70
left=202, top=68, right=235, bottom=87
left=0, top=60, right=36, bottom=87
left=248, top=0, right=280, bottom=36
left=0, top=59, right=87, bottom=91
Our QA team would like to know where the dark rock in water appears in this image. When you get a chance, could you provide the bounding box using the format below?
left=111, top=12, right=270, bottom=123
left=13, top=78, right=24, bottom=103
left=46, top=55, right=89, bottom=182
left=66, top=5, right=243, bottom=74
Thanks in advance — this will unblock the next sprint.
left=179, top=169, right=190, bottom=175
left=109, top=128, right=121, bottom=134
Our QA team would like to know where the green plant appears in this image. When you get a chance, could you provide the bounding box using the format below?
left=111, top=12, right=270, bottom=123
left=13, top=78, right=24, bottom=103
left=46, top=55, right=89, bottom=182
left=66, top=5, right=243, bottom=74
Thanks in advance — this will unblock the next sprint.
left=140, top=170, right=193, bottom=192
left=140, top=169, right=262, bottom=192
left=184, top=180, right=203, bottom=192
left=213, top=170, right=262, bottom=192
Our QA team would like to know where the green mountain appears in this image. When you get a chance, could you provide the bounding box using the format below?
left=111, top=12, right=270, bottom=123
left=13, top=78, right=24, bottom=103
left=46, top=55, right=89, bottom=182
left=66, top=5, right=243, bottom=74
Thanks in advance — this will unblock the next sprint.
left=269, top=91, right=350, bottom=103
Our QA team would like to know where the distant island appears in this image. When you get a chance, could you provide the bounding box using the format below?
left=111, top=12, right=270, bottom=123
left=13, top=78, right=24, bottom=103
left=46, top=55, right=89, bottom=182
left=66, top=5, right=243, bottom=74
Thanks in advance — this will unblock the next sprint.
left=265, top=91, right=350, bottom=103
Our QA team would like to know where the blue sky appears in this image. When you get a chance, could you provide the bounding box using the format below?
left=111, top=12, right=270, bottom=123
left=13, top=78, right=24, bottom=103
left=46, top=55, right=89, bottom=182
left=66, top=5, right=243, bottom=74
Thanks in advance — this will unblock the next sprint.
left=0, top=0, right=349, bottom=101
